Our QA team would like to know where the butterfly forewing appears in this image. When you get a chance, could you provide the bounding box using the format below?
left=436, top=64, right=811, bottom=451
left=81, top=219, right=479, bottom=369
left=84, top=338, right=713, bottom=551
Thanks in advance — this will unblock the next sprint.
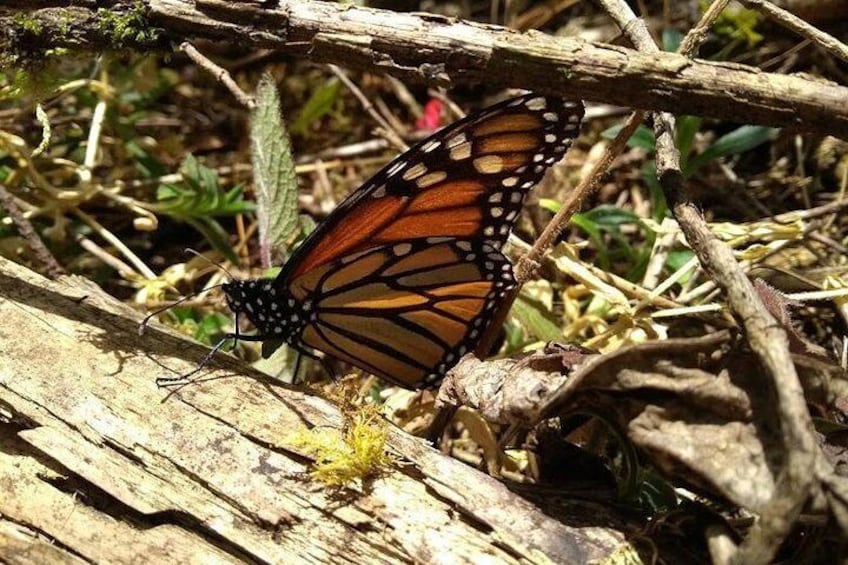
left=280, top=94, right=584, bottom=283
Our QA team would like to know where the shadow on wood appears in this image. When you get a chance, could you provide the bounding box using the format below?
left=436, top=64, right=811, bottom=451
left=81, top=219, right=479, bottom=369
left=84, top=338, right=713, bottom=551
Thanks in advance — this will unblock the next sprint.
left=0, top=257, right=628, bottom=563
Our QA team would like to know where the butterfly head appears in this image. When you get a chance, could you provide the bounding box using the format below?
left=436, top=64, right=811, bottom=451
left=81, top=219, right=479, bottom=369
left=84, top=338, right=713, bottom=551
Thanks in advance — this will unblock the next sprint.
left=222, top=279, right=307, bottom=340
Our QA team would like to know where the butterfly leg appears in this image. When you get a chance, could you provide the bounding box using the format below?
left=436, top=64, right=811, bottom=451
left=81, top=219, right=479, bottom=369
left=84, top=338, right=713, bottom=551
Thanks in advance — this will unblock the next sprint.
left=287, top=342, right=335, bottom=383
left=156, top=332, right=241, bottom=387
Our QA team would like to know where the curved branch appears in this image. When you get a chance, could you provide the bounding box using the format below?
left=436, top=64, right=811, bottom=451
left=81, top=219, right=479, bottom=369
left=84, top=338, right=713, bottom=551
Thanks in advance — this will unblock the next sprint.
left=0, top=0, right=846, bottom=136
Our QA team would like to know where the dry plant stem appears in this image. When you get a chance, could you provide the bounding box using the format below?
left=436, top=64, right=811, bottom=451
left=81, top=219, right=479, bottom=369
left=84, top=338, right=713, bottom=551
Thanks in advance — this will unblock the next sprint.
left=0, top=184, right=64, bottom=278
left=79, top=95, right=107, bottom=191
left=665, top=181, right=816, bottom=565
left=598, top=0, right=820, bottom=562
left=740, top=0, right=848, bottom=64
left=75, top=233, right=136, bottom=278
left=179, top=42, right=256, bottom=109
left=329, top=65, right=408, bottom=152
left=74, top=208, right=156, bottom=280
left=678, top=0, right=734, bottom=56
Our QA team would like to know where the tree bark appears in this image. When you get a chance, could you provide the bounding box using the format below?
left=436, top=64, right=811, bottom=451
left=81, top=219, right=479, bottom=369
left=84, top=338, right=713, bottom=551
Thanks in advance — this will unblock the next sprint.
left=0, top=257, right=627, bottom=563
left=0, top=0, right=846, bottom=137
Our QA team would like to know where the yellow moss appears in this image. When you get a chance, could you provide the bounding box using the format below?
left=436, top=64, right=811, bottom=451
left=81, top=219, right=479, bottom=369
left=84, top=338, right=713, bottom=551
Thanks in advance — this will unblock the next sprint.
left=288, top=404, right=394, bottom=488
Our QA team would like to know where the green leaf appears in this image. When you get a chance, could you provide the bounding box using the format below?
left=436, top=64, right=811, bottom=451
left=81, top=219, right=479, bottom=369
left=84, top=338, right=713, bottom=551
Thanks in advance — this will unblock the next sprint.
left=185, top=217, right=239, bottom=264
left=687, top=125, right=776, bottom=175
left=570, top=212, right=612, bottom=269
left=580, top=205, right=641, bottom=229
left=602, top=124, right=656, bottom=152
left=813, top=417, right=848, bottom=436
left=156, top=155, right=254, bottom=218
left=538, top=198, right=561, bottom=214
left=512, top=293, right=562, bottom=342
left=291, top=78, right=342, bottom=136
left=251, top=74, right=300, bottom=267
left=126, top=139, right=166, bottom=178
left=666, top=249, right=695, bottom=273
left=641, top=162, right=668, bottom=221
left=151, top=155, right=253, bottom=261
left=194, top=312, right=231, bottom=344
left=675, top=115, right=702, bottom=173
left=662, top=28, right=683, bottom=52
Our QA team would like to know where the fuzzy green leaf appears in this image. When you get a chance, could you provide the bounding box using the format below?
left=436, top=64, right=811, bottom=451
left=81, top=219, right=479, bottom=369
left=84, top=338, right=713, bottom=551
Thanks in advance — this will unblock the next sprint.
left=251, top=74, right=300, bottom=267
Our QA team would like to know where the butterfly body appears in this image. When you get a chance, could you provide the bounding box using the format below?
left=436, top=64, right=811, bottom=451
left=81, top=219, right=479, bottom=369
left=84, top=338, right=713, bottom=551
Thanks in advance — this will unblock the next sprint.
left=223, top=93, right=584, bottom=389
left=222, top=279, right=309, bottom=340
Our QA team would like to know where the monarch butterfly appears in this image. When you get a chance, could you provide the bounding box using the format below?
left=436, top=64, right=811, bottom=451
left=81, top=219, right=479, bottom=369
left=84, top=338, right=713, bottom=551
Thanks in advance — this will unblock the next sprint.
left=215, top=93, right=583, bottom=389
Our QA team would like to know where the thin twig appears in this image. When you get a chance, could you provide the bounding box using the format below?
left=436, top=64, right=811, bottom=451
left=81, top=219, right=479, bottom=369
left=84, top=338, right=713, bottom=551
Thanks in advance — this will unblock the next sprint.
left=678, top=0, right=734, bottom=57
left=81, top=99, right=107, bottom=182
left=0, top=184, right=64, bottom=278
left=329, top=65, right=409, bottom=152
left=739, top=0, right=848, bottom=64
left=74, top=233, right=136, bottom=279
left=74, top=208, right=156, bottom=280
left=516, top=110, right=646, bottom=281
left=641, top=217, right=678, bottom=289
left=180, top=42, right=256, bottom=110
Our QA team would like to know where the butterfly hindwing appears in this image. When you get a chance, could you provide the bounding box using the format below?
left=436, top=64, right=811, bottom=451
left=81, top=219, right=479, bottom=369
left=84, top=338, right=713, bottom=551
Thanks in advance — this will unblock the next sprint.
left=295, top=238, right=514, bottom=388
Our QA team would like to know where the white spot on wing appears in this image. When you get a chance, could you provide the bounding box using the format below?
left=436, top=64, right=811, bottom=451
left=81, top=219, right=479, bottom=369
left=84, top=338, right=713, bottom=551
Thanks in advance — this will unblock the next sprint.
left=447, top=132, right=467, bottom=149
left=386, top=160, right=406, bottom=177
left=422, top=139, right=441, bottom=153
left=474, top=155, right=504, bottom=174
left=450, top=142, right=472, bottom=161
left=525, top=97, right=546, bottom=110
left=402, top=162, right=427, bottom=181
left=417, top=170, right=448, bottom=188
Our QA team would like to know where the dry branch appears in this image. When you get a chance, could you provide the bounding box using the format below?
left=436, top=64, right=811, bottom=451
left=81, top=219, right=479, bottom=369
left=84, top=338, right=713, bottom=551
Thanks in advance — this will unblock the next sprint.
left=0, top=0, right=846, bottom=137
left=0, top=257, right=627, bottom=563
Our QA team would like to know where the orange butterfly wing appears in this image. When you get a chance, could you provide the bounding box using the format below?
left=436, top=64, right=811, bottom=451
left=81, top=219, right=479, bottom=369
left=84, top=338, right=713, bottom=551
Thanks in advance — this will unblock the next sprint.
left=297, top=239, right=513, bottom=387
left=262, top=93, right=584, bottom=388
left=280, top=94, right=584, bottom=284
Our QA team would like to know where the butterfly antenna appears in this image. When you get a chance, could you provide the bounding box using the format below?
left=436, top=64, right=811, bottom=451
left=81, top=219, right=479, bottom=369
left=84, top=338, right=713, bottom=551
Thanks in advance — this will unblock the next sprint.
left=184, top=247, right=235, bottom=280
left=138, top=282, right=226, bottom=335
